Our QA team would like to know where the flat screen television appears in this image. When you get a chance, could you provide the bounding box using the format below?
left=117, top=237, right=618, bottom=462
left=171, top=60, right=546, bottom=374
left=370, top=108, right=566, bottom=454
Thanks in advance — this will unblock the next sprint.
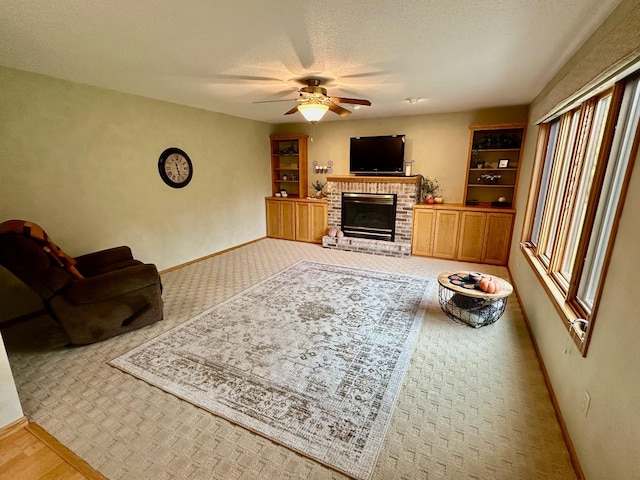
left=350, top=135, right=405, bottom=176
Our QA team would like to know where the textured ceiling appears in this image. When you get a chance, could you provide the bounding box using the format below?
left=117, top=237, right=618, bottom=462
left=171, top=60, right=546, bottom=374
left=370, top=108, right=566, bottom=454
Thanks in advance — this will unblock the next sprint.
left=0, top=0, right=623, bottom=124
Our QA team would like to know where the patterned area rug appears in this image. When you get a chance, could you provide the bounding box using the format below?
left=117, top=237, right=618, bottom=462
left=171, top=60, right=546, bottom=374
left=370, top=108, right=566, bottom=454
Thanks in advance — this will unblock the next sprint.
left=110, top=261, right=430, bottom=480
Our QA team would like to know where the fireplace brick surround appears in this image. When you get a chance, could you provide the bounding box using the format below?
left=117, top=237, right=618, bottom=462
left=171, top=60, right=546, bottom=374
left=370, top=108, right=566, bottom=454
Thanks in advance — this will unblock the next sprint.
left=322, top=176, right=421, bottom=257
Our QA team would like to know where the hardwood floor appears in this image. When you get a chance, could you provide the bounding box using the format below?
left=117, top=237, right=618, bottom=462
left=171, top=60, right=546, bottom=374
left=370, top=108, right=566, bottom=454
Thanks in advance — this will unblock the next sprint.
left=0, top=421, right=106, bottom=480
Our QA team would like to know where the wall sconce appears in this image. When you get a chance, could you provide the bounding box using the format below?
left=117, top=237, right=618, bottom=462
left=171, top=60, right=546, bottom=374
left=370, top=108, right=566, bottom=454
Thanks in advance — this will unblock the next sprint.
left=312, top=160, right=333, bottom=174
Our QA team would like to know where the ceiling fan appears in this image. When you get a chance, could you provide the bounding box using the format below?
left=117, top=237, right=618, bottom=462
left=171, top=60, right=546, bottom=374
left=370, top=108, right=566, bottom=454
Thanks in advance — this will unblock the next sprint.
left=255, top=78, right=371, bottom=123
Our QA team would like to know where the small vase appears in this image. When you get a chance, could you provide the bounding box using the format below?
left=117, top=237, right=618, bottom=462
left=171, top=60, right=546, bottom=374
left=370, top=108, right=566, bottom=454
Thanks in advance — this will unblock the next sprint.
left=315, top=190, right=323, bottom=199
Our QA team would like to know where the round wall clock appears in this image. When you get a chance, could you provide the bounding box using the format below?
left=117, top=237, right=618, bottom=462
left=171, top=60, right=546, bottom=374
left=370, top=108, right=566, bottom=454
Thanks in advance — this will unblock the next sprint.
left=158, top=147, right=193, bottom=188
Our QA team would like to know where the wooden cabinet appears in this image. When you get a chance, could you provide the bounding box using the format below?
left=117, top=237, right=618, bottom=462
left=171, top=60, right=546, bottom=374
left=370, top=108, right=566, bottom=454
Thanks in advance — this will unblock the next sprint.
left=266, top=199, right=295, bottom=240
left=464, top=124, right=526, bottom=208
left=457, top=211, right=487, bottom=262
left=412, top=204, right=515, bottom=265
left=412, top=208, right=461, bottom=260
left=270, top=135, right=308, bottom=198
left=482, top=213, right=514, bottom=265
left=295, top=201, right=328, bottom=243
left=411, top=208, right=436, bottom=256
left=432, top=210, right=460, bottom=259
left=266, top=197, right=327, bottom=243
left=456, top=211, right=514, bottom=264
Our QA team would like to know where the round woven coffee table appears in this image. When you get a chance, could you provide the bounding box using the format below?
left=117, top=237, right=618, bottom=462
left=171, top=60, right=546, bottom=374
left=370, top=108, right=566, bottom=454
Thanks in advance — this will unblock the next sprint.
left=437, top=271, right=513, bottom=328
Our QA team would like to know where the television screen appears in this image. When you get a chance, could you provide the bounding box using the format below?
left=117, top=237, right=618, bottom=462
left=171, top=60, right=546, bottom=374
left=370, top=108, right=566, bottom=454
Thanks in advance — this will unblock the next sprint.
left=350, top=135, right=405, bottom=175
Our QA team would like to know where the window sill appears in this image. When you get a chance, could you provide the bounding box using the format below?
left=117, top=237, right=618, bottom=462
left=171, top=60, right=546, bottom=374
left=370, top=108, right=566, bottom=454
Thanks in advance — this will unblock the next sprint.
left=519, top=245, right=587, bottom=354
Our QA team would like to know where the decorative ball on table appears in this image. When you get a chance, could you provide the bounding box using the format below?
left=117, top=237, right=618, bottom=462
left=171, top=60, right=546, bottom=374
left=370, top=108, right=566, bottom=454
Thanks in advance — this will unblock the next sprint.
left=478, top=276, right=502, bottom=294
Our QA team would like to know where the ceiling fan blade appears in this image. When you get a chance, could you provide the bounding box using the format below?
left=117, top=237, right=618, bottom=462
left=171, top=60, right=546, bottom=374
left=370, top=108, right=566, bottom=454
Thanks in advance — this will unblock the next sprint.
left=284, top=105, right=299, bottom=115
left=208, top=74, right=286, bottom=84
left=253, top=98, right=298, bottom=104
left=330, top=97, right=371, bottom=106
left=328, top=103, right=351, bottom=117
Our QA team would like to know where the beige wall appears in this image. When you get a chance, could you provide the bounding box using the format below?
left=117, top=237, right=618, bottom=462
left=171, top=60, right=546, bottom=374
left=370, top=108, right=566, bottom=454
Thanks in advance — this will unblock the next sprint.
left=0, top=66, right=272, bottom=321
left=0, top=67, right=272, bottom=429
left=509, top=1, right=640, bottom=478
left=0, top=331, right=23, bottom=427
left=273, top=106, right=528, bottom=203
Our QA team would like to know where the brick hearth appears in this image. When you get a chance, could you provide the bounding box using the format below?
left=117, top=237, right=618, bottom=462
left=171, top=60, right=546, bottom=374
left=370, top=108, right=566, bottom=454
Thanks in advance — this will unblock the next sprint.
left=322, top=175, right=421, bottom=257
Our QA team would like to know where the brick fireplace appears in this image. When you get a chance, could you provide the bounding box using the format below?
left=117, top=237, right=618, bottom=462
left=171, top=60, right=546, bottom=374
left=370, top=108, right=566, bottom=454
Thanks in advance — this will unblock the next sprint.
left=322, top=176, right=421, bottom=257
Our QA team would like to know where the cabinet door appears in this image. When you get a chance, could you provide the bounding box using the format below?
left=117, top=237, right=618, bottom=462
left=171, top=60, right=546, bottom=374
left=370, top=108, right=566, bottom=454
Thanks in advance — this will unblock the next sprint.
left=265, top=199, right=281, bottom=238
left=296, top=202, right=328, bottom=243
left=411, top=209, right=436, bottom=256
left=432, top=210, right=460, bottom=259
left=265, top=199, right=295, bottom=240
left=280, top=201, right=296, bottom=240
left=482, top=213, right=513, bottom=265
left=309, top=203, right=328, bottom=243
left=457, top=212, right=486, bottom=262
left=295, top=202, right=311, bottom=241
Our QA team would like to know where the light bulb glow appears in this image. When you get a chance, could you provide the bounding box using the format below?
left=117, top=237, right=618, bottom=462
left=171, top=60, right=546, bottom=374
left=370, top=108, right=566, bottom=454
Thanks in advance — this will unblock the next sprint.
left=298, top=103, right=329, bottom=122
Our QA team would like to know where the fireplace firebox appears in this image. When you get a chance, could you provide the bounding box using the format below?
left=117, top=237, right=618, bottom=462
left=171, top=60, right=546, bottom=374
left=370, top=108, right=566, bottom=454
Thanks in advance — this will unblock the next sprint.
left=341, top=193, right=397, bottom=242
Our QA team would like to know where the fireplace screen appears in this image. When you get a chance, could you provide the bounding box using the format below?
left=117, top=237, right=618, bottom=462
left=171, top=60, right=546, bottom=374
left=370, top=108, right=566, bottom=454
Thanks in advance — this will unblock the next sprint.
left=341, top=193, right=397, bottom=242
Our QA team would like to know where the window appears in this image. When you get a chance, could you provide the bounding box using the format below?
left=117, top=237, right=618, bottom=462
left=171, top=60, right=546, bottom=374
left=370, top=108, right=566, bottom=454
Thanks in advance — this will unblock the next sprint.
left=522, top=74, right=640, bottom=355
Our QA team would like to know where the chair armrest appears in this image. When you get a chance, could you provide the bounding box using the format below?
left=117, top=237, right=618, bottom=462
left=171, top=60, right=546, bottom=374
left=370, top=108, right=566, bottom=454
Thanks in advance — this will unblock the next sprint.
left=63, top=263, right=160, bottom=304
left=75, top=246, right=134, bottom=274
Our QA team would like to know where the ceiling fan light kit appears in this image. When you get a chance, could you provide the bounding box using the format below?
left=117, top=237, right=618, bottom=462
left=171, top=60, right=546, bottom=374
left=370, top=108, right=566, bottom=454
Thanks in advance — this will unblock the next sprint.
left=298, top=103, right=329, bottom=123
left=256, top=78, right=371, bottom=123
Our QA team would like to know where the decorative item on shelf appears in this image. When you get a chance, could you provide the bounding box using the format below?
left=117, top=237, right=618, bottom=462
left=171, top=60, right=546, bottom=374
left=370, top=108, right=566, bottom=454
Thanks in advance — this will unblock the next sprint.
left=275, top=192, right=281, bottom=197
left=420, top=176, right=441, bottom=203
left=478, top=173, right=501, bottom=184
left=491, top=196, right=511, bottom=207
left=498, top=159, right=509, bottom=168
left=404, top=160, right=414, bottom=176
left=475, top=134, right=520, bottom=150
left=311, top=180, right=325, bottom=199
left=280, top=189, right=288, bottom=197
left=282, top=175, right=288, bottom=181
left=470, top=150, right=484, bottom=169
left=278, top=145, right=298, bottom=155
left=433, top=196, right=444, bottom=204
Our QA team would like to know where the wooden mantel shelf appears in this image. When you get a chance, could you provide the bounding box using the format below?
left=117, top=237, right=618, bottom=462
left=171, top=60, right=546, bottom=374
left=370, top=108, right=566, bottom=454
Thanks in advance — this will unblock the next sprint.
left=327, top=175, right=421, bottom=184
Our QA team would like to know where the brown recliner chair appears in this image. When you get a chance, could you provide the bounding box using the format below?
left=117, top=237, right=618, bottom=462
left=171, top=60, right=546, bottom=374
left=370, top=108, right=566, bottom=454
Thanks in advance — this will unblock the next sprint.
left=0, top=220, right=163, bottom=345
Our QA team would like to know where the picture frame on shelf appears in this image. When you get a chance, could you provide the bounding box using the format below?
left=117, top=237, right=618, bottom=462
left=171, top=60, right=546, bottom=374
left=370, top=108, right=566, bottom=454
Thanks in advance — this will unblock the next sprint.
left=498, top=159, right=509, bottom=168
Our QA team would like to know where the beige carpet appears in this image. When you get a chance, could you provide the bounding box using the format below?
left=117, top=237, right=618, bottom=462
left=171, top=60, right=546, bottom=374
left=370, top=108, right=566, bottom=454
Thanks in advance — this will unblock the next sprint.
left=2, top=239, right=576, bottom=480
left=112, top=261, right=430, bottom=480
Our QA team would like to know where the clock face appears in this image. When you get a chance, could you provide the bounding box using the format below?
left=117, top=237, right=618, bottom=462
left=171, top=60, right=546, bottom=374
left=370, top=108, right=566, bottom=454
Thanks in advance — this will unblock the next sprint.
left=158, top=147, right=193, bottom=188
